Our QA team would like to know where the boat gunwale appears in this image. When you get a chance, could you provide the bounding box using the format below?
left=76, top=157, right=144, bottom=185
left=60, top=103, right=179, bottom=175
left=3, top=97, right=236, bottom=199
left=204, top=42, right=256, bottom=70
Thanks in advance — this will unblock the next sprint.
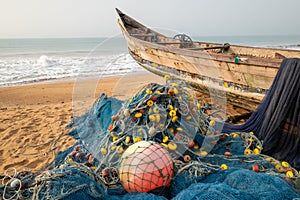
left=116, top=8, right=300, bottom=56
left=118, top=20, right=283, bottom=69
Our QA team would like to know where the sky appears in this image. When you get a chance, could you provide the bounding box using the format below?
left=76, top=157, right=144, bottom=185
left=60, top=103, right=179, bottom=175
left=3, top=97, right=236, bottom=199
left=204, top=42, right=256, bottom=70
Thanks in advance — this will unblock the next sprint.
left=1, top=0, right=300, bottom=38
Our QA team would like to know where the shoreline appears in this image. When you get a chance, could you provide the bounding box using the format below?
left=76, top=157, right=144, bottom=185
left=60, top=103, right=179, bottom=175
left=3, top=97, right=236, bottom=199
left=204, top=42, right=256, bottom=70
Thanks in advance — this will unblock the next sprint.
left=0, top=70, right=149, bottom=89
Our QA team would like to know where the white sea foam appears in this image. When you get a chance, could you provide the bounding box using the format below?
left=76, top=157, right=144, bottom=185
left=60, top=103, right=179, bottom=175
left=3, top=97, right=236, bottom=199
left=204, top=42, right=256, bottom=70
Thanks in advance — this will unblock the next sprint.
left=0, top=53, right=145, bottom=87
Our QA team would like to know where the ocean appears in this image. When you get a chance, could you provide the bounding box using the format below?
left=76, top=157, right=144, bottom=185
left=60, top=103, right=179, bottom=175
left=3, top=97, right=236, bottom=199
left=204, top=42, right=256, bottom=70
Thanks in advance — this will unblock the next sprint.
left=0, top=35, right=300, bottom=87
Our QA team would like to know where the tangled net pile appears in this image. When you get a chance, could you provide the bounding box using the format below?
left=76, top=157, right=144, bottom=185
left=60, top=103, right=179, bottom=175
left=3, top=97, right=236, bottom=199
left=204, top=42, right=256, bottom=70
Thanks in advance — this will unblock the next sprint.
left=1, top=76, right=300, bottom=199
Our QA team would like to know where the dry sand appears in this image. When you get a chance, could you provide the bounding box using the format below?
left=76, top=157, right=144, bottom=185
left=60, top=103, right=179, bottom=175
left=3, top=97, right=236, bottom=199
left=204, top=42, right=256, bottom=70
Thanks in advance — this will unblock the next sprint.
left=0, top=73, right=249, bottom=174
left=0, top=73, right=164, bottom=174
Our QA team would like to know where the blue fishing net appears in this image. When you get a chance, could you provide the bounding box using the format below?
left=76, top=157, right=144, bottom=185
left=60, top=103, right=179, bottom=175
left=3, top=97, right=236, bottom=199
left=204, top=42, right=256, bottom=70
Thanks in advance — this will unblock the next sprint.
left=1, top=59, right=300, bottom=200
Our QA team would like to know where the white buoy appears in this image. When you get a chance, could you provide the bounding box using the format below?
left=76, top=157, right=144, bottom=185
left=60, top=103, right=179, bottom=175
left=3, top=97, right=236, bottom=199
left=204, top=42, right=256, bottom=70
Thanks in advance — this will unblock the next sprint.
left=10, top=179, right=21, bottom=188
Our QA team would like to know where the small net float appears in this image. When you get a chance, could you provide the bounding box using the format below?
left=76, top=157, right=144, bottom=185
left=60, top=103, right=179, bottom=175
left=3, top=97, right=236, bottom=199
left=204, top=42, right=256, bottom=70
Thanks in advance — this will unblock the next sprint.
left=168, top=142, right=177, bottom=150
left=253, top=148, right=260, bottom=154
left=111, top=146, right=117, bottom=151
left=111, top=115, right=118, bottom=121
left=112, top=136, right=119, bottom=142
left=133, top=137, right=142, bottom=143
left=275, top=164, right=284, bottom=173
left=135, top=112, right=143, bottom=118
left=265, top=157, right=272, bottom=162
left=108, top=124, right=114, bottom=131
left=189, top=141, right=195, bottom=148
left=147, top=100, right=154, bottom=107
left=146, top=89, right=152, bottom=94
left=150, top=95, right=158, bottom=101
left=87, top=153, right=93, bottom=160
left=118, top=146, right=124, bottom=154
left=171, top=116, right=178, bottom=123
left=101, top=168, right=109, bottom=178
left=164, top=74, right=170, bottom=81
left=252, top=164, right=260, bottom=172
left=125, top=136, right=131, bottom=144
left=168, top=88, right=175, bottom=96
left=176, top=127, right=183, bottom=132
left=168, top=105, right=174, bottom=110
left=286, top=170, right=294, bottom=178
left=163, top=136, right=169, bottom=143
left=87, top=154, right=93, bottom=164
left=183, top=155, right=191, bottom=163
left=101, top=148, right=107, bottom=155
left=220, top=164, right=228, bottom=170
left=209, top=120, right=215, bottom=127
left=149, top=115, right=156, bottom=122
left=224, top=151, right=232, bottom=157
left=199, top=150, right=208, bottom=157
left=244, top=149, right=252, bottom=155
left=232, top=133, right=239, bottom=138
left=281, top=161, right=290, bottom=168
left=75, top=145, right=81, bottom=151
left=173, top=88, right=179, bottom=95
left=161, top=143, right=168, bottom=148
left=10, top=179, right=21, bottom=189
left=169, top=110, right=176, bottom=117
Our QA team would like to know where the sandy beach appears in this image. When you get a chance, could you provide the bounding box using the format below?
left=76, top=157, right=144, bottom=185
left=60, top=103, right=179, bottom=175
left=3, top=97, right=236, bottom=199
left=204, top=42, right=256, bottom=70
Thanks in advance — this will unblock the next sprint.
left=0, top=73, right=165, bottom=174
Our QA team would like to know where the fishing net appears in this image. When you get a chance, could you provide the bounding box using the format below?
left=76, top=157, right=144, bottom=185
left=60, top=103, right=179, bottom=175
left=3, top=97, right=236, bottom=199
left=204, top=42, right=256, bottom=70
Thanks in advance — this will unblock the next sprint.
left=221, top=58, right=300, bottom=170
left=1, top=59, right=300, bottom=200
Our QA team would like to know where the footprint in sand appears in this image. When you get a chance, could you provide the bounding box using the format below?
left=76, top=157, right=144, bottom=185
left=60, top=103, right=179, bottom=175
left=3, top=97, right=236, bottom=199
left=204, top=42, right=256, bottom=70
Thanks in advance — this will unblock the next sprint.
left=2, top=129, right=19, bottom=140
left=25, top=158, right=44, bottom=169
left=24, top=138, right=30, bottom=144
left=4, top=159, right=29, bottom=170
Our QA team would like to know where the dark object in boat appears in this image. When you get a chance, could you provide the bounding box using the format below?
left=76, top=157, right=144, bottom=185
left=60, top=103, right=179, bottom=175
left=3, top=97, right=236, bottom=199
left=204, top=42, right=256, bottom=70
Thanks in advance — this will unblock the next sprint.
left=221, top=58, right=300, bottom=170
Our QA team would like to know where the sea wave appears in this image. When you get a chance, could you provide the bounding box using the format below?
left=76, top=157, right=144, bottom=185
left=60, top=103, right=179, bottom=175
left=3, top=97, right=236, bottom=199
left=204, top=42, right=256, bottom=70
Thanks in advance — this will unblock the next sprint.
left=0, top=53, right=145, bottom=87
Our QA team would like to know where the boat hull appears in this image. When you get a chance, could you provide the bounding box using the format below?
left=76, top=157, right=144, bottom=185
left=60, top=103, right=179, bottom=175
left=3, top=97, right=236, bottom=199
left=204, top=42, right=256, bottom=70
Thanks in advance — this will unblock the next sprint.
left=116, top=9, right=300, bottom=110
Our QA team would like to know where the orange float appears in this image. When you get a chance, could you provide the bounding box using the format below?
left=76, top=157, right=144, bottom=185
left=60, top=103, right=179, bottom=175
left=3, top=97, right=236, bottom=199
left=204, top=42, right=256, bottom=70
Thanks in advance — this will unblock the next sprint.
left=224, top=152, right=232, bottom=157
left=252, top=164, right=260, bottom=172
left=118, top=141, right=174, bottom=193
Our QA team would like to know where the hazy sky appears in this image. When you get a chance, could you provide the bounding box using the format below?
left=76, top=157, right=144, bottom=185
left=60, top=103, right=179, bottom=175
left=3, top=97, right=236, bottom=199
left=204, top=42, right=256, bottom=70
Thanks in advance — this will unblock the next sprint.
left=1, top=0, right=300, bottom=38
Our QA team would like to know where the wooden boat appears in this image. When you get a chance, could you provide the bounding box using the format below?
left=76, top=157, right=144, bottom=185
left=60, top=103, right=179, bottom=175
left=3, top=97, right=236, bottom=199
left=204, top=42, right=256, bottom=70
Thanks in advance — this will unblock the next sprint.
left=116, top=9, right=300, bottom=111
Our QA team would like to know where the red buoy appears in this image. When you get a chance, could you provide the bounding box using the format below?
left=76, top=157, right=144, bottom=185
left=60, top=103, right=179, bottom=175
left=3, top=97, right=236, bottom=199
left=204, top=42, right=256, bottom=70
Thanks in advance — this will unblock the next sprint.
left=119, top=141, right=174, bottom=193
